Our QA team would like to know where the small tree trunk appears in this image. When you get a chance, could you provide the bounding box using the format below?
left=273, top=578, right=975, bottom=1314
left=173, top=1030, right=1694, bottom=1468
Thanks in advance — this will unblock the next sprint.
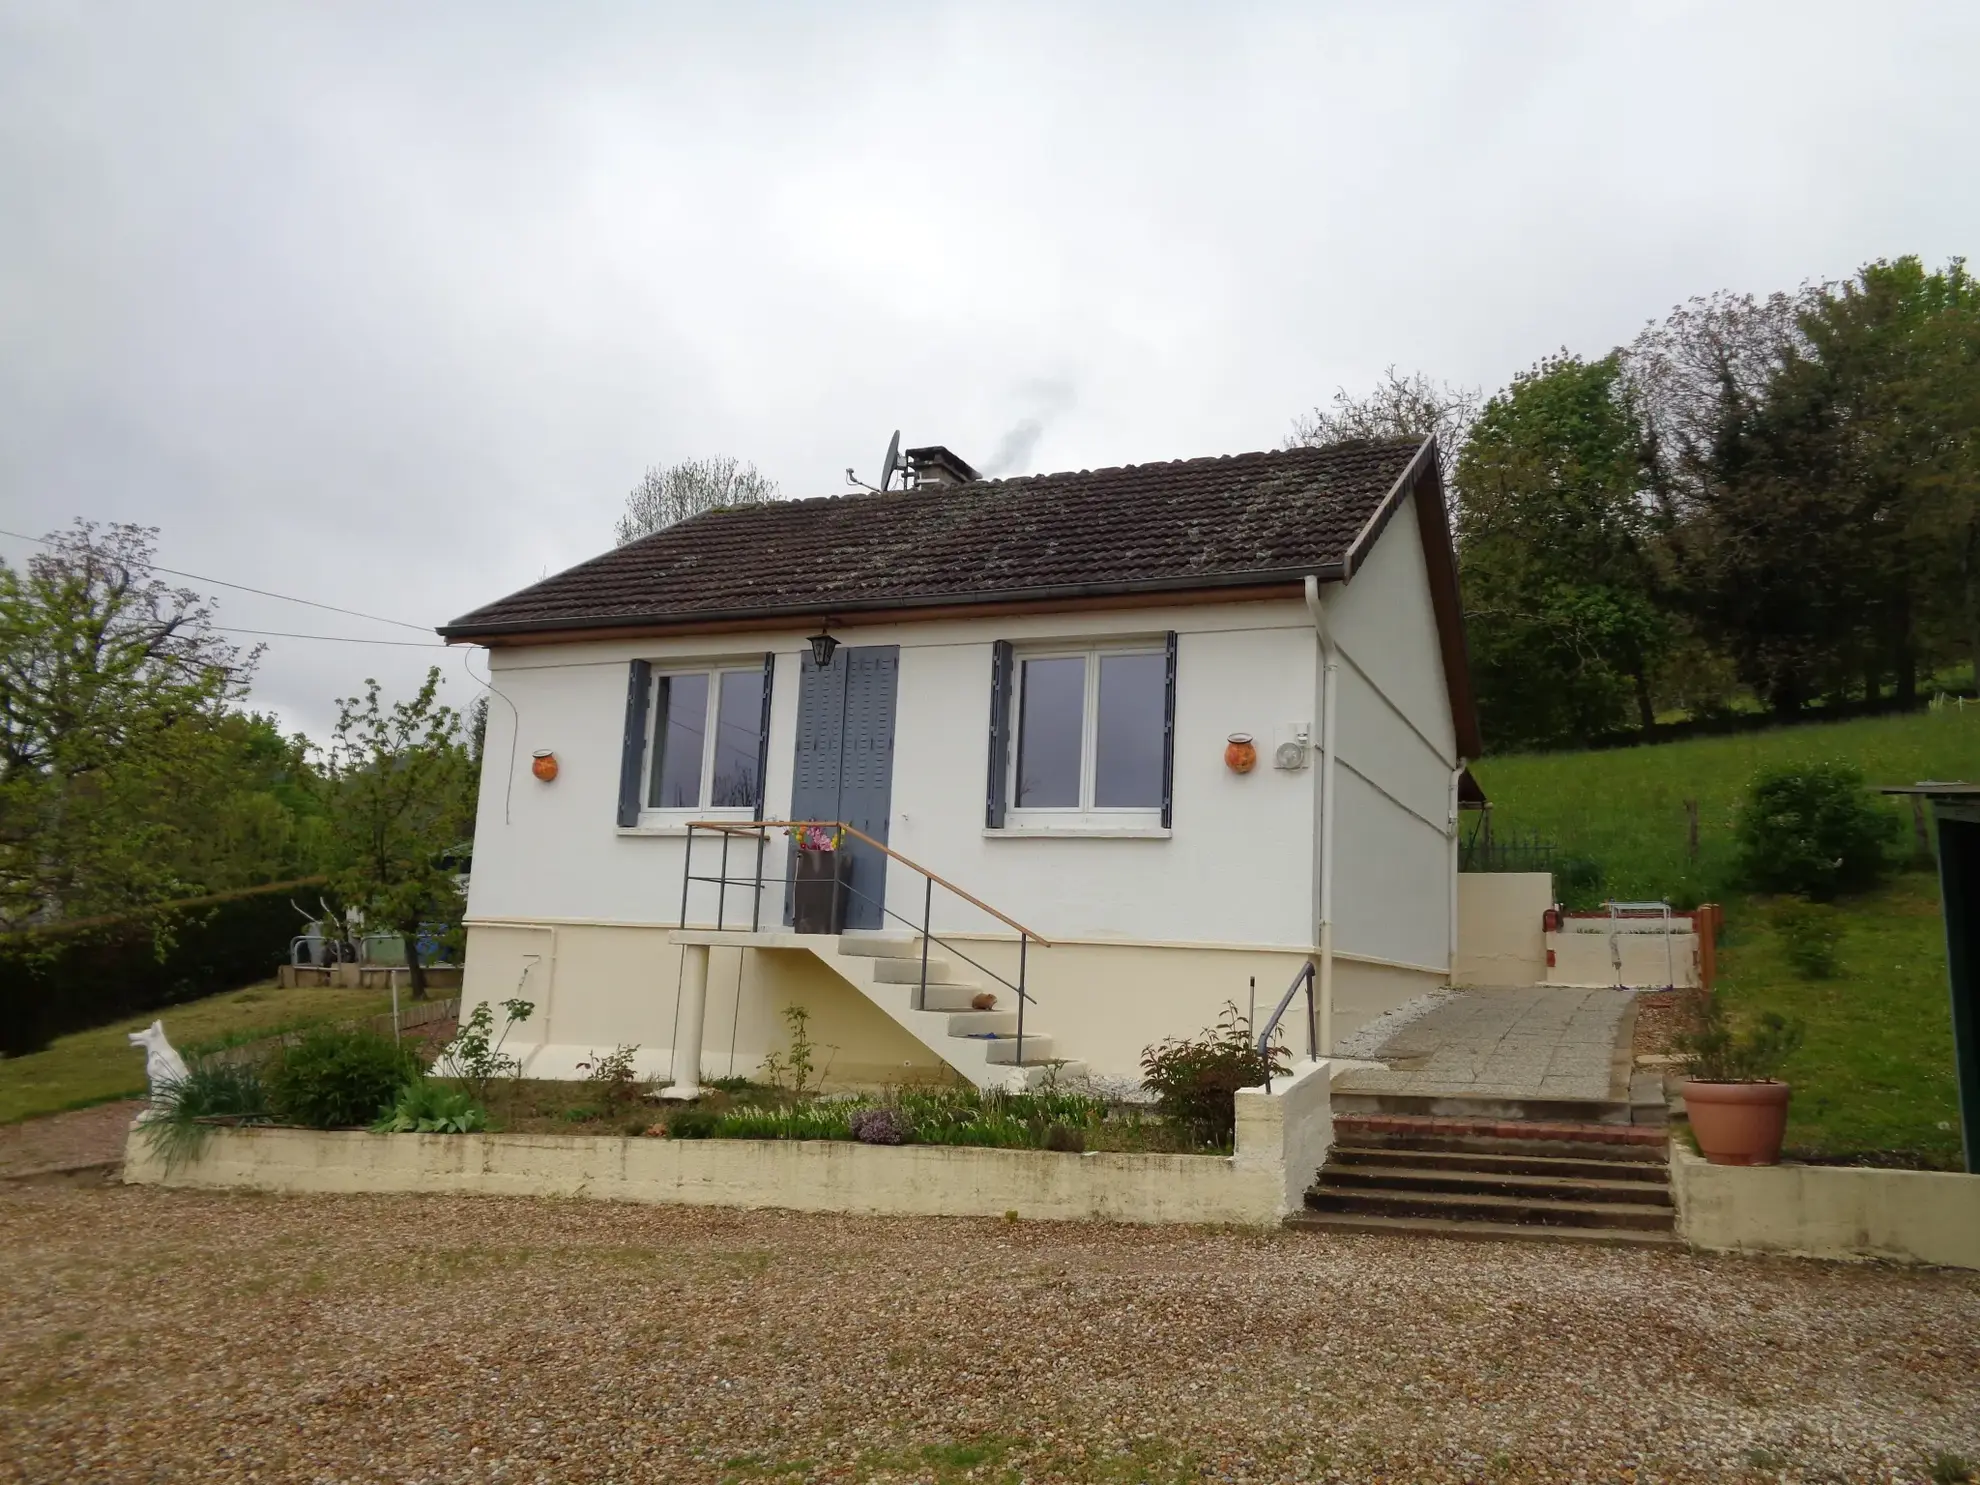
left=402, top=932, right=429, bottom=1001
left=1632, top=670, right=1657, bottom=733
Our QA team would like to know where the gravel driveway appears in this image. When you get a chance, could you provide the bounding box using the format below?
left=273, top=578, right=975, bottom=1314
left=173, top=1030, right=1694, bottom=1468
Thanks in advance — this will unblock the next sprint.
left=2, top=1186, right=1976, bottom=1484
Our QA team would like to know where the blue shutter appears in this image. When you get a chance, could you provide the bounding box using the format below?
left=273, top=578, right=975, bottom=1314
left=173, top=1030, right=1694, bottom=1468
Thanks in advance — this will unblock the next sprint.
left=753, top=652, right=775, bottom=821
left=1161, top=632, right=1178, bottom=829
left=985, top=639, right=1013, bottom=828
left=617, top=659, right=651, bottom=827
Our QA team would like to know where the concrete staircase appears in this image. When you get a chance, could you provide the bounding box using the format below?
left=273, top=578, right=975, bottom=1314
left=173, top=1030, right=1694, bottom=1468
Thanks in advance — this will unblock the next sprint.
left=1290, top=1113, right=1677, bottom=1247
left=671, top=929, right=1080, bottom=1091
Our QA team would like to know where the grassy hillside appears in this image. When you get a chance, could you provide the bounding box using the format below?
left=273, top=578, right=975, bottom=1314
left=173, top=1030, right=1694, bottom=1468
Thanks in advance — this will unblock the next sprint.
left=1472, top=707, right=1975, bottom=1166
left=1471, top=705, right=1979, bottom=904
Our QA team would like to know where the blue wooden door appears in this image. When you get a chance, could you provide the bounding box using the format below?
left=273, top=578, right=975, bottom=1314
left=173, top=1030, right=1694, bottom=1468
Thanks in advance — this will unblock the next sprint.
left=787, top=645, right=898, bottom=930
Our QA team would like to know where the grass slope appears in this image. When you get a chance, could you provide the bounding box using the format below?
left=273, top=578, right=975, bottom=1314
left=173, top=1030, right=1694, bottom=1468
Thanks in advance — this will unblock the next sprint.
left=0, top=984, right=399, bottom=1125
left=1473, top=706, right=1975, bottom=1165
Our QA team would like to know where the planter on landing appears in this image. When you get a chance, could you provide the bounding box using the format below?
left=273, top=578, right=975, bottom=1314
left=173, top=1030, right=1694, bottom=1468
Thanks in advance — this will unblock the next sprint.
left=792, top=849, right=851, bottom=935
left=1682, top=1079, right=1792, bottom=1166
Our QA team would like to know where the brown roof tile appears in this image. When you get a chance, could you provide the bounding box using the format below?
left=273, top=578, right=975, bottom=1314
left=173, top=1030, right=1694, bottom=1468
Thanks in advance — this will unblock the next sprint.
left=440, top=438, right=1428, bottom=639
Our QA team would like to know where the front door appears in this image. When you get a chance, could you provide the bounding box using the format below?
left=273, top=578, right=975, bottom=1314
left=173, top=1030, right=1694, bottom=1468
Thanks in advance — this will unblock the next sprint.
left=787, top=645, right=898, bottom=930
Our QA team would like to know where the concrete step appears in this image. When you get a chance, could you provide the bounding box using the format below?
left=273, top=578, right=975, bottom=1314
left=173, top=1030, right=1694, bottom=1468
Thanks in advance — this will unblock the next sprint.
left=943, top=1009, right=1018, bottom=1037
left=1329, top=1145, right=1669, bottom=1183
left=1331, top=1091, right=1645, bottom=1126
left=1318, top=1162, right=1672, bottom=1207
left=1285, top=1210, right=1683, bottom=1249
left=871, top=957, right=974, bottom=987
left=919, top=983, right=1002, bottom=1013
left=998, top=1060, right=1090, bottom=1090
left=1304, top=1185, right=1675, bottom=1232
left=836, top=932, right=924, bottom=959
left=982, top=1033, right=1059, bottom=1066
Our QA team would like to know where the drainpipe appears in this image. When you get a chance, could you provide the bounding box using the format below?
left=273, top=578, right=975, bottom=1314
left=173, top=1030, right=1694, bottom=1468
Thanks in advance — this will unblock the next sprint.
left=1448, top=759, right=1467, bottom=982
left=1302, top=576, right=1340, bottom=1060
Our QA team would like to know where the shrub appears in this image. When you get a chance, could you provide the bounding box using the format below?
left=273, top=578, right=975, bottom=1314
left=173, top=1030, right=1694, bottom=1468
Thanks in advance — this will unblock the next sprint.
left=575, top=1044, right=644, bottom=1114
left=1773, top=897, right=1843, bottom=978
left=1671, top=989, right=1804, bottom=1083
left=435, top=998, right=533, bottom=1105
left=1139, top=1002, right=1288, bottom=1148
left=1734, top=764, right=1899, bottom=900
left=664, top=1108, right=721, bottom=1139
left=141, top=1057, right=272, bottom=1167
left=267, top=1026, right=421, bottom=1128
left=849, top=1107, right=907, bottom=1145
left=371, top=1079, right=486, bottom=1134
left=1553, top=856, right=1606, bottom=911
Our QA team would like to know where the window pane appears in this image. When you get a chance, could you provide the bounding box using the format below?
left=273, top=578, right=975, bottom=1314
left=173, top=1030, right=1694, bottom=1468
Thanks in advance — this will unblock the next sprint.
left=648, top=673, right=708, bottom=808
left=1015, top=656, right=1084, bottom=808
left=1094, top=653, right=1166, bottom=808
left=710, top=669, right=765, bottom=808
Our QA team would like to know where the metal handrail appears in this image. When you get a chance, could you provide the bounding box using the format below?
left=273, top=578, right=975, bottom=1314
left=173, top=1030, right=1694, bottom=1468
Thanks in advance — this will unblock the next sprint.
left=678, top=819, right=1049, bottom=1067
left=1255, top=958, right=1317, bottom=1093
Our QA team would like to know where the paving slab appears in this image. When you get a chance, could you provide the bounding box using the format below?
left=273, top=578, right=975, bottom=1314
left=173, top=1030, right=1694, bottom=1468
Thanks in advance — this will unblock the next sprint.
left=1337, top=987, right=1635, bottom=1100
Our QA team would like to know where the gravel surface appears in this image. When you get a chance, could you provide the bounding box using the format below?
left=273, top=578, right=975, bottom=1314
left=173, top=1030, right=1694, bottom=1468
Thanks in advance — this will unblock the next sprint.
left=3, top=1188, right=1976, bottom=1484
left=0, top=1101, right=142, bottom=1178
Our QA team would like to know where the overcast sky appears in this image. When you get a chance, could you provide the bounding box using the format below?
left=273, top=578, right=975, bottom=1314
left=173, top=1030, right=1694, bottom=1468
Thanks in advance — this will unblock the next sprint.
left=3, top=1, right=1976, bottom=740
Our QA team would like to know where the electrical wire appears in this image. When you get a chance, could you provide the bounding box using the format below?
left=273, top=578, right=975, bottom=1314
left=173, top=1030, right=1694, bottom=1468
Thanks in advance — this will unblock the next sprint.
left=461, top=645, right=521, bottom=826
left=216, top=626, right=447, bottom=647
left=0, top=525, right=434, bottom=631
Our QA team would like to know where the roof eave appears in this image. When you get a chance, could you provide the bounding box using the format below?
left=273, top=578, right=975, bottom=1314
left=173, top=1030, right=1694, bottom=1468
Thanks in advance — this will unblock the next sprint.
left=436, top=564, right=1349, bottom=643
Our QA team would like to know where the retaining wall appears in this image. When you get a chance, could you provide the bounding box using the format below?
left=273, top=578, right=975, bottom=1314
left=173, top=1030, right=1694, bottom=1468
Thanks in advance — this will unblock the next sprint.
left=1672, top=1145, right=1980, bottom=1270
left=123, top=1060, right=1335, bottom=1227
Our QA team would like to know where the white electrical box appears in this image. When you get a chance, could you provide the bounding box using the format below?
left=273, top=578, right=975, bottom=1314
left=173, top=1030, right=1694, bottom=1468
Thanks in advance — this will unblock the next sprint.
left=1274, top=721, right=1311, bottom=770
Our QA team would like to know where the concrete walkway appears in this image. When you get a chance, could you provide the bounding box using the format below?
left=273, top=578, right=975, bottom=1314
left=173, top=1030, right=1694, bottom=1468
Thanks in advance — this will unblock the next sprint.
left=1336, top=986, right=1635, bottom=1101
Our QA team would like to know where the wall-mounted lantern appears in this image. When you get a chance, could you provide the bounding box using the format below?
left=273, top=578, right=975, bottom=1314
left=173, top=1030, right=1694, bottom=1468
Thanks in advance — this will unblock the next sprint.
left=531, top=750, right=559, bottom=782
left=808, top=626, right=839, bottom=669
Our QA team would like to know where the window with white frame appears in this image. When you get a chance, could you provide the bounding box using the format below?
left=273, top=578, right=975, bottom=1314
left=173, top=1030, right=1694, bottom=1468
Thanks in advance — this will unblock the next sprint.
left=644, top=666, right=767, bottom=813
left=1007, top=644, right=1169, bottom=819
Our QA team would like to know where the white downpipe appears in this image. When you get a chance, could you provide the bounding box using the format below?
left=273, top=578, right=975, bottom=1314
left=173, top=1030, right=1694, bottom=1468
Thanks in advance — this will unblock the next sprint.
left=1303, top=576, right=1340, bottom=1059
left=1448, top=759, right=1466, bottom=982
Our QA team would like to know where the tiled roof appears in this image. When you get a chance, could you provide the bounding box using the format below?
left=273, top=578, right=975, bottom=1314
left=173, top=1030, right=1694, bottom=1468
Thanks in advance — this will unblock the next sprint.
left=441, top=438, right=1429, bottom=639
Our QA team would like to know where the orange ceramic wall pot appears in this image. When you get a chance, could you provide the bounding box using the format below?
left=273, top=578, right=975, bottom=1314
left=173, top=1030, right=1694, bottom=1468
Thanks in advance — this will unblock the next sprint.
left=531, top=750, right=559, bottom=783
left=1224, top=734, right=1256, bottom=774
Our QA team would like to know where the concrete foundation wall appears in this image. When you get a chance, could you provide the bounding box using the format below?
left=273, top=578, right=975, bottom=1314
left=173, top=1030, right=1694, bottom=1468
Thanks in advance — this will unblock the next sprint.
left=1548, top=930, right=1700, bottom=990
left=122, top=1060, right=1335, bottom=1226
left=1453, top=873, right=1550, bottom=987
left=1672, top=1145, right=1980, bottom=1270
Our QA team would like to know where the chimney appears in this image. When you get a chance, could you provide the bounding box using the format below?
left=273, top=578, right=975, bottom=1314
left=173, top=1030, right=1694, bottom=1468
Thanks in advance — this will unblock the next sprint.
left=904, top=445, right=981, bottom=489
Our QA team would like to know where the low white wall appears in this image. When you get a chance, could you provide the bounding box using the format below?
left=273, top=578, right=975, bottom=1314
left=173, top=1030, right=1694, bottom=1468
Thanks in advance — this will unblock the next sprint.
left=122, top=1061, right=1336, bottom=1226
left=1672, top=1145, right=1980, bottom=1270
left=1453, top=873, right=1550, bottom=986
left=1548, top=930, right=1700, bottom=989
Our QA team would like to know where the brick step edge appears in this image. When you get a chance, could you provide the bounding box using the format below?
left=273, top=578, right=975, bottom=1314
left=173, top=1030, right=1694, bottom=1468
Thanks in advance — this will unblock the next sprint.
left=1285, top=1211, right=1684, bottom=1249
left=1333, top=1113, right=1669, bottom=1147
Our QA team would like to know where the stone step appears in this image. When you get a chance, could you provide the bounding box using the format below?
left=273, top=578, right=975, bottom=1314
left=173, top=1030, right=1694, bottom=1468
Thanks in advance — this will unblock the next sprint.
left=1285, top=1210, right=1683, bottom=1249
left=997, top=1060, right=1090, bottom=1090
left=1329, top=1145, right=1669, bottom=1183
left=1332, top=1114, right=1669, bottom=1161
left=1317, top=1162, right=1672, bottom=1207
left=871, top=957, right=975, bottom=987
left=919, top=983, right=1002, bottom=1013
left=1304, top=1184, right=1675, bottom=1232
left=1331, top=1091, right=1653, bottom=1127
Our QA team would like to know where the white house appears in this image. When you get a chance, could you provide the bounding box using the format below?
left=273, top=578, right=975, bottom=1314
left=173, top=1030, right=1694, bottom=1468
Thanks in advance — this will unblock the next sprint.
left=441, top=436, right=1482, bottom=1090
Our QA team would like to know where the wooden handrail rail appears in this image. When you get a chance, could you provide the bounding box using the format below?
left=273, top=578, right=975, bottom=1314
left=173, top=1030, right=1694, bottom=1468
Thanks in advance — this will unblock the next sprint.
left=686, top=819, right=1053, bottom=947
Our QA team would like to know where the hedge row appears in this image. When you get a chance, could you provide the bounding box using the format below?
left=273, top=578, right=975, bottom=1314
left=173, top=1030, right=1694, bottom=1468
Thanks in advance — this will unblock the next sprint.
left=0, top=878, right=325, bottom=1057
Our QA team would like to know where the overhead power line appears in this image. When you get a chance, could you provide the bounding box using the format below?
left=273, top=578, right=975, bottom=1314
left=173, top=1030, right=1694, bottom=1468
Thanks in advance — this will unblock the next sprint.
left=217, top=626, right=449, bottom=648
left=0, top=525, right=435, bottom=633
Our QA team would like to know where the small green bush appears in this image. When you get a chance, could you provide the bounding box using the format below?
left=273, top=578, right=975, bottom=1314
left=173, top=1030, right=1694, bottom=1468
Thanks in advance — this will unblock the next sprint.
left=1672, top=989, right=1804, bottom=1083
left=1773, top=897, right=1843, bottom=978
left=1734, top=763, right=1899, bottom=900
left=1553, top=855, right=1606, bottom=911
left=141, top=1057, right=273, bottom=1167
left=267, top=1026, right=421, bottom=1129
left=371, top=1079, right=486, bottom=1134
left=1139, top=1002, right=1287, bottom=1148
left=664, top=1107, right=722, bottom=1139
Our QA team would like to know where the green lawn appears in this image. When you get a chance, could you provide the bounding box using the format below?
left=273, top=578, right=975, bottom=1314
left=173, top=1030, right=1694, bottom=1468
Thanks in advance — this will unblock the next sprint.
left=1472, top=707, right=1974, bottom=1165
left=0, top=984, right=399, bottom=1125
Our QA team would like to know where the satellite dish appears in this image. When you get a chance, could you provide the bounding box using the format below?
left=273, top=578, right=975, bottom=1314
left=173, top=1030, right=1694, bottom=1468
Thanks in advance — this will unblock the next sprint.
left=879, top=430, right=901, bottom=492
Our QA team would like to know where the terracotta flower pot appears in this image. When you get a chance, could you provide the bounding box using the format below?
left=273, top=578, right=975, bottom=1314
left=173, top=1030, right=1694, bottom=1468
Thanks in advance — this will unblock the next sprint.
left=1225, top=734, right=1256, bottom=774
left=1682, top=1079, right=1792, bottom=1166
left=531, top=750, right=559, bottom=782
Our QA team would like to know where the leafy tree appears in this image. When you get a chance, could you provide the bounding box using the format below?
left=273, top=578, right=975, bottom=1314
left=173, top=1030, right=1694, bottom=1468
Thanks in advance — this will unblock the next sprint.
left=0, top=522, right=268, bottom=928
left=1453, top=353, right=1668, bottom=747
left=1288, top=366, right=1480, bottom=515
left=319, top=668, right=475, bottom=997
left=614, top=456, right=780, bottom=545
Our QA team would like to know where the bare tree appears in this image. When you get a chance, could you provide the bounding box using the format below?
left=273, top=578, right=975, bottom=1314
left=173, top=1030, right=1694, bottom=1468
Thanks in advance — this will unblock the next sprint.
left=614, top=456, right=780, bottom=545
left=1286, top=365, right=1481, bottom=467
